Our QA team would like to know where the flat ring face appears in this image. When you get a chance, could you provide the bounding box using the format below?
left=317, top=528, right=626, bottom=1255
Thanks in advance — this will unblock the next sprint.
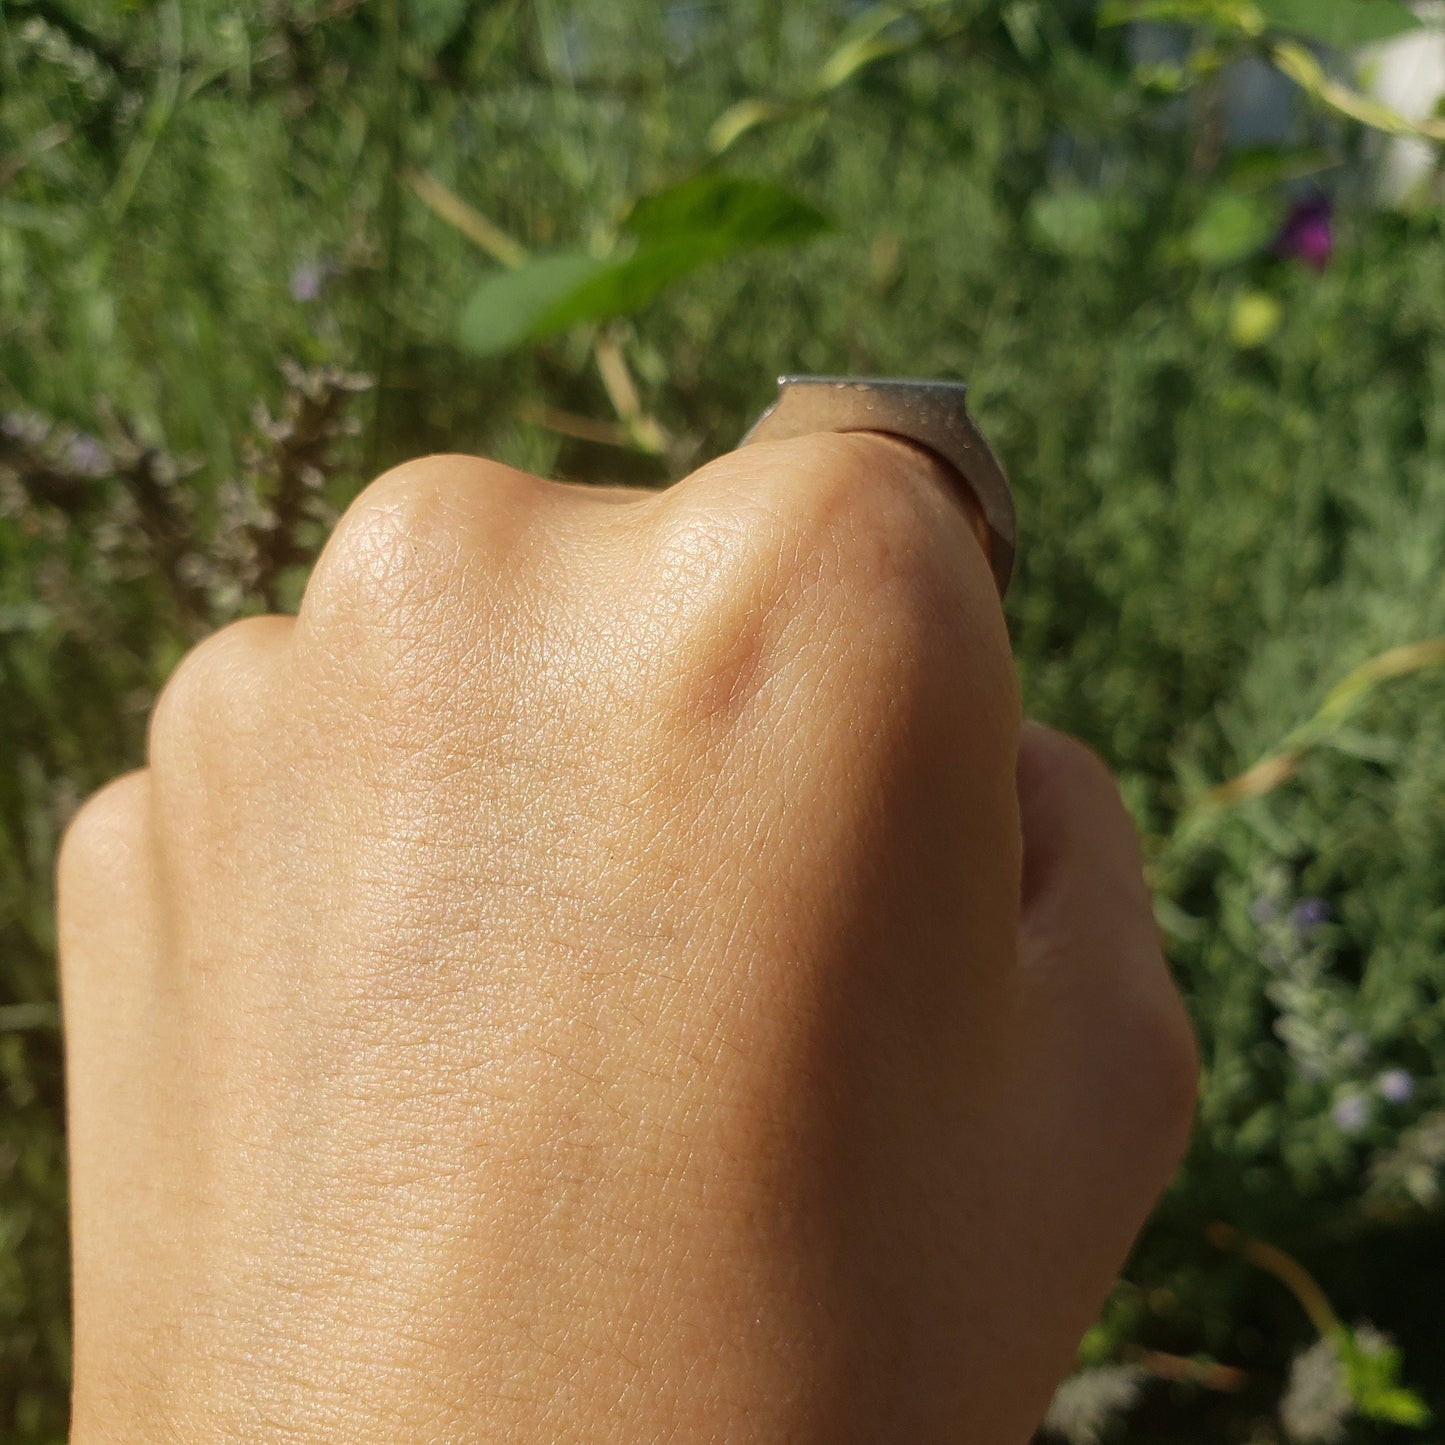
left=740, top=376, right=1016, bottom=598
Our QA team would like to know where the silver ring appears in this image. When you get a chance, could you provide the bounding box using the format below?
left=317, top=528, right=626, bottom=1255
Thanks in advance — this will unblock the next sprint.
left=739, top=376, right=1017, bottom=598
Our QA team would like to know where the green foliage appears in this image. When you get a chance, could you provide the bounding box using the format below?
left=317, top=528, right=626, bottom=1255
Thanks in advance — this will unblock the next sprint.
left=1255, top=0, right=1421, bottom=48
left=624, top=173, right=827, bottom=249
left=1099, top=0, right=1423, bottom=46
left=1281, top=1325, right=1434, bottom=1439
left=1029, top=183, right=1143, bottom=261
left=3, top=1, right=1445, bottom=1440
left=1336, top=1324, right=1431, bottom=1428
left=459, top=250, right=611, bottom=357
left=1186, top=191, right=1282, bottom=267
left=406, top=0, right=472, bottom=53
left=458, top=173, right=830, bottom=357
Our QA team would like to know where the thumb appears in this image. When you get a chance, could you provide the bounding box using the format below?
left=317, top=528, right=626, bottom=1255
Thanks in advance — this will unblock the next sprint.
left=1015, top=721, right=1199, bottom=1169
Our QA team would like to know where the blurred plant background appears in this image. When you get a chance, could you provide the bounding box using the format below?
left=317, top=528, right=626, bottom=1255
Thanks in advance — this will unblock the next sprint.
left=3, top=0, right=1445, bottom=1438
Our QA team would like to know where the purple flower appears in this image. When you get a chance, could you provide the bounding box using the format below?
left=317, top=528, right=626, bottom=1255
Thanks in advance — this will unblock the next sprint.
left=62, top=432, right=110, bottom=476
left=1290, top=897, right=1331, bottom=937
left=289, top=260, right=326, bottom=303
left=1376, top=1069, right=1415, bottom=1104
left=1332, top=1092, right=1372, bottom=1135
left=1275, top=195, right=1333, bottom=272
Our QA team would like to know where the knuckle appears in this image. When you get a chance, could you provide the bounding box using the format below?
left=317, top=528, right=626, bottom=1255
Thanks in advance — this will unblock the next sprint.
left=640, top=433, right=1018, bottom=735
left=788, top=434, right=1017, bottom=719
left=56, top=768, right=150, bottom=896
left=298, top=454, right=544, bottom=642
left=754, top=434, right=1007, bottom=662
left=146, top=615, right=292, bottom=772
left=770, top=432, right=967, bottom=574
left=674, top=432, right=959, bottom=591
left=727, top=432, right=939, bottom=579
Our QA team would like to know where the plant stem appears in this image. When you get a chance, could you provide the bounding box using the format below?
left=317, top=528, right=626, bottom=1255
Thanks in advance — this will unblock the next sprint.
left=406, top=169, right=528, bottom=267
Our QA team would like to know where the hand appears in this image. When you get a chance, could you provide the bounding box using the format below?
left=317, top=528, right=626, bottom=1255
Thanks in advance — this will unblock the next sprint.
left=57, top=435, right=1196, bottom=1443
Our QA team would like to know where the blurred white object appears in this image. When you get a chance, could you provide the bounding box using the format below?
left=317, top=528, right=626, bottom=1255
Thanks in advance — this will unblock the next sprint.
left=1361, top=2, right=1445, bottom=203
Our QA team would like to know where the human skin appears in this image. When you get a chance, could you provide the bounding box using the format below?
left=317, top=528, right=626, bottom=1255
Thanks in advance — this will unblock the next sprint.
left=56, top=433, right=1197, bottom=1444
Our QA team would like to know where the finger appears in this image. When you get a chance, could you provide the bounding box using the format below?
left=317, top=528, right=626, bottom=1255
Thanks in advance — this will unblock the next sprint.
left=850, top=431, right=994, bottom=561
left=56, top=768, right=161, bottom=1032
left=1017, top=722, right=1158, bottom=969
left=55, top=770, right=182, bottom=1339
left=1015, top=722, right=1198, bottom=1152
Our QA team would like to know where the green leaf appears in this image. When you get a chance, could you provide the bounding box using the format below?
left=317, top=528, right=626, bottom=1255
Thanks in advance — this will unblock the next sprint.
left=456, top=251, right=610, bottom=358
left=707, top=97, right=797, bottom=154
left=1098, top=0, right=1266, bottom=37
left=1318, top=726, right=1402, bottom=765
left=1363, top=1387, right=1433, bottom=1427
left=810, top=0, right=910, bottom=92
left=1186, top=191, right=1280, bottom=267
left=1132, top=61, right=1191, bottom=94
left=1334, top=1326, right=1434, bottom=1428
left=624, top=174, right=829, bottom=251
left=457, top=176, right=830, bottom=357
left=813, top=33, right=910, bottom=92
left=536, top=237, right=741, bottom=331
left=1225, top=144, right=1334, bottom=190
left=1257, top=0, right=1421, bottom=48
left=1028, top=185, right=1137, bottom=260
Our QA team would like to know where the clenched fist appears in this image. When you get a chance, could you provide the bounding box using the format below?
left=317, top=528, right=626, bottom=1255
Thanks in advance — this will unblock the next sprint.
left=56, top=435, right=1196, bottom=1443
